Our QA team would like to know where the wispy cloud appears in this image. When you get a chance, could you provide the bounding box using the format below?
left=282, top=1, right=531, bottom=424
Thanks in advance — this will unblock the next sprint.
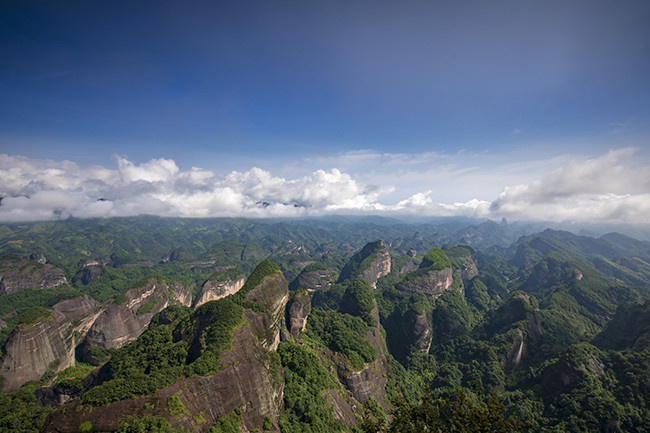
left=0, top=148, right=648, bottom=224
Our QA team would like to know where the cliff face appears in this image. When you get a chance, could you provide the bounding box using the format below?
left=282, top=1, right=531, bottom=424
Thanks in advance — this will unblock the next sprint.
left=244, top=273, right=290, bottom=351
left=405, top=309, right=433, bottom=353
left=338, top=240, right=391, bottom=289
left=43, top=267, right=290, bottom=433
left=0, top=296, right=99, bottom=392
left=0, top=256, right=67, bottom=294
left=80, top=280, right=192, bottom=361
left=334, top=306, right=389, bottom=408
left=194, top=274, right=246, bottom=307
left=396, top=267, right=453, bottom=297
left=287, top=292, right=311, bottom=339
left=293, top=268, right=333, bottom=291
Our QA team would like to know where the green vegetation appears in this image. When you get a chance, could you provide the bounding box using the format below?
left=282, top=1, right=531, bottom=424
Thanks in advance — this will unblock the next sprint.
left=168, top=390, right=189, bottom=416
left=420, top=247, right=452, bottom=270
left=2, top=219, right=650, bottom=432
left=136, top=298, right=161, bottom=316
left=82, top=298, right=243, bottom=405
left=0, top=381, right=53, bottom=433
left=207, top=408, right=242, bottom=433
left=340, top=279, right=376, bottom=326
left=362, top=385, right=530, bottom=433
left=305, top=309, right=377, bottom=370
left=277, top=341, right=342, bottom=432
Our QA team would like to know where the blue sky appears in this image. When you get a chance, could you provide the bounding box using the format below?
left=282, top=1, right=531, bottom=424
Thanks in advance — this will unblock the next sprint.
left=1, top=1, right=649, bottom=224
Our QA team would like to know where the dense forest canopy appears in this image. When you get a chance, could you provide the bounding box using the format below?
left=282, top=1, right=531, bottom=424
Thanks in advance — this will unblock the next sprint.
left=0, top=216, right=648, bottom=432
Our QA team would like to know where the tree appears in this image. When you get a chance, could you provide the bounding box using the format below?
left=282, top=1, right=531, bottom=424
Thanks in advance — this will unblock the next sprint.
left=361, top=384, right=530, bottom=433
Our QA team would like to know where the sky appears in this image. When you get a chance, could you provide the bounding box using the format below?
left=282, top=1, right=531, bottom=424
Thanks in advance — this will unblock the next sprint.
left=1, top=0, right=649, bottom=225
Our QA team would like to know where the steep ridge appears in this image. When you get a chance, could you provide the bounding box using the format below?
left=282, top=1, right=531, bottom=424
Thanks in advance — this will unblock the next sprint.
left=337, top=240, right=391, bottom=288
left=194, top=272, right=246, bottom=307
left=43, top=260, right=290, bottom=432
left=0, top=255, right=67, bottom=294
left=396, top=247, right=454, bottom=297
left=0, top=296, right=99, bottom=392
left=79, top=279, right=191, bottom=364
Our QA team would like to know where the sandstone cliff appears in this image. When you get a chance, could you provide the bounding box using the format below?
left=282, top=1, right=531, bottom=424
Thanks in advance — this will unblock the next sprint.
left=79, top=279, right=191, bottom=363
left=291, top=266, right=333, bottom=292
left=0, top=255, right=67, bottom=294
left=194, top=273, right=246, bottom=307
left=396, top=247, right=454, bottom=297
left=337, top=240, right=391, bottom=289
left=286, top=291, right=311, bottom=339
left=333, top=305, right=390, bottom=409
left=0, top=296, right=100, bottom=392
left=43, top=261, right=290, bottom=433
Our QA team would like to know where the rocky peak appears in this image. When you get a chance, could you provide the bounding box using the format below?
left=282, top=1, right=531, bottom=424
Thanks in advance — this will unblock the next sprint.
left=0, top=295, right=100, bottom=392
left=195, top=273, right=246, bottom=308
left=337, top=240, right=391, bottom=289
left=286, top=291, right=311, bottom=339
left=80, top=279, right=192, bottom=363
left=0, top=255, right=67, bottom=294
left=396, top=248, right=454, bottom=297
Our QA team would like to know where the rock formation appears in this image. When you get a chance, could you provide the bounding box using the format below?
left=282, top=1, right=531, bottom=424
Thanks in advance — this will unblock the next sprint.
left=0, top=296, right=100, bottom=392
left=337, top=240, right=391, bottom=289
left=291, top=267, right=333, bottom=291
left=43, top=262, right=290, bottom=433
left=286, top=291, right=311, bottom=339
left=79, top=279, right=191, bottom=362
left=396, top=247, right=454, bottom=297
left=72, top=265, right=103, bottom=285
left=194, top=274, right=246, bottom=307
left=0, top=256, right=67, bottom=294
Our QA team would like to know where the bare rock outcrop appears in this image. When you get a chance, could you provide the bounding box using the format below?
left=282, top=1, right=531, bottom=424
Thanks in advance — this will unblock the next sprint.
left=0, top=296, right=100, bottom=391
left=337, top=240, right=391, bottom=289
left=287, top=291, right=311, bottom=339
left=396, top=247, right=454, bottom=297
left=405, top=309, right=433, bottom=353
left=194, top=274, right=246, bottom=307
left=72, top=265, right=103, bottom=285
left=43, top=309, right=285, bottom=433
left=244, top=270, right=290, bottom=351
left=396, top=267, right=453, bottom=297
left=80, top=279, right=191, bottom=362
left=292, top=267, right=333, bottom=292
left=0, top=255, right=67, bottom=294
left=43, top=261, right=290, bottom=433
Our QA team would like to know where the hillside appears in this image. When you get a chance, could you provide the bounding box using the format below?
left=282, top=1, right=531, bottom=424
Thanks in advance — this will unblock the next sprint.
left=0, top=217, right=648, bottom=432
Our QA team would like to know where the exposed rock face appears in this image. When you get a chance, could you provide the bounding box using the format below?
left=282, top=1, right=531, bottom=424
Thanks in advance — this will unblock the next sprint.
left=194, top=274, right=246, bottom=307
left=396, top=267, right=453, bottom=297
left=405, top=309, right=432, bottom=353
left=80, top=280, right=191, bottom=360
left=43, top=268, right=290, bottom=433
left=244, top=272, right=290, bottom=351
left=455, top=255, right=478, bottom=280
left=0, top=296, right=100, bottom=392
left=335, top=307, right=389, bottom=406
left=43, top=311, right=285, bottom=433
left=287, top=292, right=311, bottom=339
left=0, top=319, right=6, bottom=330
left=0, top=256, right=68, bottom=294
left=500, top=328, right=526, bottom=372
left=293, top=268, right=333, bottom=291
left=338, top=240, right=391, bottom=289
left=72, top=265, right=103, bottom=285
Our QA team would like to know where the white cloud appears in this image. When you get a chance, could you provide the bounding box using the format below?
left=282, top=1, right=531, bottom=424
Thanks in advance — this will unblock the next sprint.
left=490, top=148, right=650, bottom=223
left=0, top=148, right=648, bottom=224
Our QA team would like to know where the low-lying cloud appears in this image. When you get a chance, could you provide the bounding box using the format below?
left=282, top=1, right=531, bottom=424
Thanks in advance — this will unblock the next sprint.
left=0, top=148, right=648, bottom=224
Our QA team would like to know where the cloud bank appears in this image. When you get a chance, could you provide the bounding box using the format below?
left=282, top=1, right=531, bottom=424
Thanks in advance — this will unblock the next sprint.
left=0, top=148, right=648, bottom=224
